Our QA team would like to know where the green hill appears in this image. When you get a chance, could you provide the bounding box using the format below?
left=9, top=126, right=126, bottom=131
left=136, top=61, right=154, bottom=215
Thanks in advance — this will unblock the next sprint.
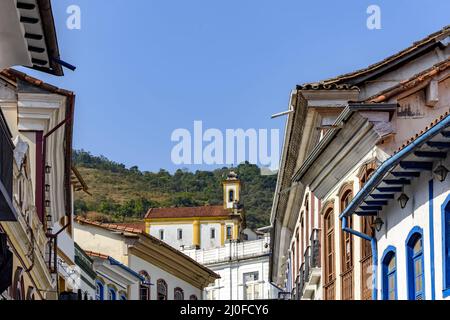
left=72, top=150, right=277, bottom=229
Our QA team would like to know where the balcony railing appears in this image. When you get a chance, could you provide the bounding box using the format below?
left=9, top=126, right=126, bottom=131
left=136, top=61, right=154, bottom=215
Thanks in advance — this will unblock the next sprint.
left=341, top=268, right=354, bottom=300
left=291, top=287, right=297, bottom=300
left=0, top=110, right=15, bottom=221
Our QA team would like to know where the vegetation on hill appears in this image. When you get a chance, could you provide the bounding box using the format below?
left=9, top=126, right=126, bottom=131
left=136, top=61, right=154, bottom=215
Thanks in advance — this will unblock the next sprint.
left=72, top=150, right=277, bottom=229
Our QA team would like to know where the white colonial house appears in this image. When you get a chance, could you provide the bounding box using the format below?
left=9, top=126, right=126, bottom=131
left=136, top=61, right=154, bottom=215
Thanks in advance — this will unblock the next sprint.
left=0, top=68, right=86, bottom=299
left=270, top=25, right=450, bottom=300
left=340, top=111, right=450, bottom=300
left=182, top=232, right=280, bottom=300
left=74, top=217, right=220, bottom=300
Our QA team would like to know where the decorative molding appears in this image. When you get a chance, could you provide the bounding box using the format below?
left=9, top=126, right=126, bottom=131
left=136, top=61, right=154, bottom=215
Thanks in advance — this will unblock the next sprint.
left=320, top=199, right=335, bottom=216
left=357, top=159, right=379, bottom=180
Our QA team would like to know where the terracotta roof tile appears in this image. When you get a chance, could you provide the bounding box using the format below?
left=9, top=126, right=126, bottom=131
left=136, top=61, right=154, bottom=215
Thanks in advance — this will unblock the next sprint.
left=0, top=68, right=74, bottom=96
left=84, top=250, right=109, bottom=260
left=145, top=205, right=233, bottom=219
left=394, top=111, right=450, bottom=154
left=297, top=25, right=449, bottom=90
left=367, top=59, right=449, bottom=103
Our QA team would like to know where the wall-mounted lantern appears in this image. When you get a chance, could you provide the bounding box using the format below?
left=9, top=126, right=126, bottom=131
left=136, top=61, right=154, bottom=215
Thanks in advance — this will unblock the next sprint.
left=372, top=217, right=384, bottom=232
left=434, top=164, right=449, bottom=182
left=397, top=192, right=409, bottom=209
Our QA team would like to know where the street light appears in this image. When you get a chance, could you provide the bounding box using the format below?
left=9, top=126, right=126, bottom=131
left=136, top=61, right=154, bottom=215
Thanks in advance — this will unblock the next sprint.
left=372, top=217, right=384, bottom=232
left=397, top=192, right=409, bottom=209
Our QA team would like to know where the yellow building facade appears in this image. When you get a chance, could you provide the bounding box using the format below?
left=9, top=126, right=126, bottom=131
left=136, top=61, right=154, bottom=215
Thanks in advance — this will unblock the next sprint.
left=145, top=172, right=245, bottom=250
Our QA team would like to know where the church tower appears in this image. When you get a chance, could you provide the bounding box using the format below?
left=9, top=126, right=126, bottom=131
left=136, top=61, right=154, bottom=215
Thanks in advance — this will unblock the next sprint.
left=223, top=171, right=241, bottom=209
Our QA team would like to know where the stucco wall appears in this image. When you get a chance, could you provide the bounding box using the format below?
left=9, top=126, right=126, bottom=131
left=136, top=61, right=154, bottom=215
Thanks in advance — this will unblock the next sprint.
left=204, top=255, right=275, bottom=300
left=74, top=223, right=128, bottom=264
left=128, top=254, right=202, bottom=300
left=149, top=223, right=194, bottom=249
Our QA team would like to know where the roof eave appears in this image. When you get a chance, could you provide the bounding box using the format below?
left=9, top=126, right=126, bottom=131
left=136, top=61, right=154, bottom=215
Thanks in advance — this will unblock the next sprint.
left=35, top=0, right=63, bottom=76
left=341, top=112, right=450, bottom=219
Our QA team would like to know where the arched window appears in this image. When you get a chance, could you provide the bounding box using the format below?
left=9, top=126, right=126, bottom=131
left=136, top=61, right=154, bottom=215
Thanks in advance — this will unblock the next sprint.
left=340, top=189, right=354, bottom=272
left=382, top=246, right=397, bottom=300
left=340, top=186, right=354, bottom=300
left=95, top=280, right=104, bottom=300
left=12, top=267, right=25, bottom=300
left=120, top=292, right=127, bottom=300
left=157, top=279, right=168, bottom=300
left=107, top=286, right=117, bottom=300
left=139, top=271, right=151, bottom=300
left=189, top=294, right=198, bottom=300
left=229, top=189, right=234, bottom=202
left=291, top=242, right=296, bottom=288
left=174, top=287, right=184, bottom=300
left=323, top=202, right=335, bottom=300
left=296, top=224, right=300, bottom=278
left=300, top=215, right=304, bottom=269
left=406, top=227, right=425, bottom=300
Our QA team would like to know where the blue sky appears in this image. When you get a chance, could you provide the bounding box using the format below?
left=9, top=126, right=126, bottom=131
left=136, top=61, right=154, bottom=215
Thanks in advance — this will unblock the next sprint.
left=20, top=0, right=450, bottom=172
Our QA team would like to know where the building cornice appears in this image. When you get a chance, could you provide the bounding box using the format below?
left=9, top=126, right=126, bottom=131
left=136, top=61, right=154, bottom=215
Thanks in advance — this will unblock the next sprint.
left=130, top=235, right=219, bottom=289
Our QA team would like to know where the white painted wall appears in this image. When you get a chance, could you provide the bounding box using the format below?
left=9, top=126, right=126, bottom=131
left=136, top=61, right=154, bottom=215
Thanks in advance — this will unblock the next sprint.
left=149, top=220, right=235, bottom=250
left=376, top=159, right=450, bottom=300
left=183, top=236, right=279, bottom=300
left=149, top=223, right=194, bottom=250
left=203, top=256, right=276, bottom=300
left=75, top=222, right=204, bottom=300
left=128, top=254, right=202, bottom=300
left=200, top=222, right=221, bottom=250
left=74, top=223, right=128, bottom=264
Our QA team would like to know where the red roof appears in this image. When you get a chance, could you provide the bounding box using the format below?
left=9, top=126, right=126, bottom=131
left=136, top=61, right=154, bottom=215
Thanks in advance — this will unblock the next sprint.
left=145, top=205, right=233, bottom=219
left=297, top=25, right=449, bottom=90
left=112, top=222, right=146, bottom=232
left=85, top=250, right=109, bottom=260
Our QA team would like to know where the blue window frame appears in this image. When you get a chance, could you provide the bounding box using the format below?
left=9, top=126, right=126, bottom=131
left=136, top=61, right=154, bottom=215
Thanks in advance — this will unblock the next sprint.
left=95, top=280, right=104, bottom=300
left=381, top=246, right=397, bottom=300
left=443, top=196, right=450, bottom=297
left=406, top=226, right=425, bottom=300
left=107, top=287, right=117, bottom=300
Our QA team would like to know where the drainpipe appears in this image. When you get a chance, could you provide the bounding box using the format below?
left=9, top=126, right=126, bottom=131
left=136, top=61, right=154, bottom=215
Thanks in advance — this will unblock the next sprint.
left=42, top=116, right=71, bottom=228
left=341, top=216, right=378, bottom=300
